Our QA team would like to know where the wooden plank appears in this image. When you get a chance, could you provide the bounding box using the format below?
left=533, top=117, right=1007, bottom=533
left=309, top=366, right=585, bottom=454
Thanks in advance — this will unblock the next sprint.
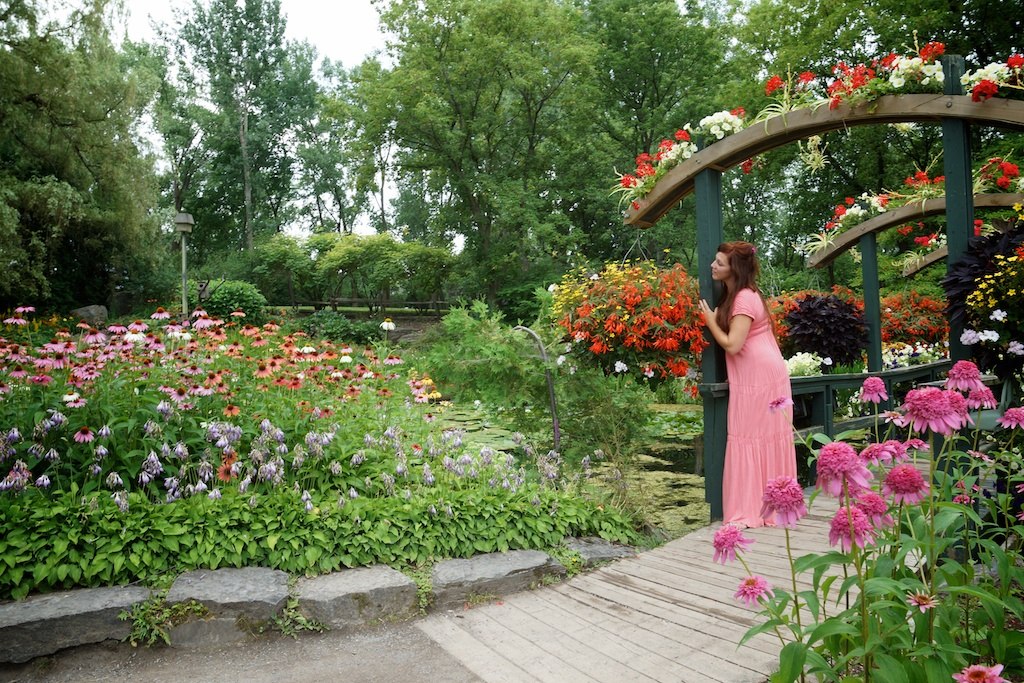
left=416, top=614, right=533, bottom=683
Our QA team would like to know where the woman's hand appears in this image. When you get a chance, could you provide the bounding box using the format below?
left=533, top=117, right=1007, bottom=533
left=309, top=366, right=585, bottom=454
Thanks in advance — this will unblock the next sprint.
left=699, top=299, right=716, bottom=327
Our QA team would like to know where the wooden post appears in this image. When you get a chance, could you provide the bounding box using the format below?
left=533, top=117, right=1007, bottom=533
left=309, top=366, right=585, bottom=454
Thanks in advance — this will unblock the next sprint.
left=695, top=169, right=727, bottom=521
left=860, top=232, right=883, bottom=373
left=941, top=55, right=973, bottom=362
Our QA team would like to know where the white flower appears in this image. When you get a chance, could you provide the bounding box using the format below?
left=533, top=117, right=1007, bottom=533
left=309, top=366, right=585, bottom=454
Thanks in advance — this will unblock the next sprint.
left=61, top=392, right=80, bottom=404
left=1008, top=341, right=1024, bottom=356
left=643, top=367, right=655, bottom=378
left=300, top=345, right=317, bottom=354
left=979, top=330, right=1000, bottom=342
left=380, top=319, right=396, bottom=331
left=330, top=371, right=344, bottom=379
left=339, top=355, right=352, bottom=363
left=822, top=357, right=833, bottom=366
left=960, top=329, right=981, bottom=345
left=124, top=332, right=145, bottom=345
left=613, top=361, right=628, bottom=373
left=990, top=309, right=1007, bottom=322
left=556, top=355, right=566, bottom=366
left=547, top=283, right=558, bottom=293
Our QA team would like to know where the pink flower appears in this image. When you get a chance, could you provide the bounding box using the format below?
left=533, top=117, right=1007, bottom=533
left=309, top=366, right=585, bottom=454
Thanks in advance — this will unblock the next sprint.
left=14, top=306, right=35, bottom=313
left=883, top=464, right=930, bottom=505
left=760, top=476, right=807, bottom=527
left=855, top=490, right=894, bottom=529
left=712, top=524, right=754, bottom=564
left=952, top=663, right=1008, bottom=683
left=734, top=575, right=774, bottom=608
left=859, top=441, right=900, bottom=466
left=828, top=506, right=875, bottom=552
left=945, top=360, right=986, bottom=393
left=73, top=426, right=95, bottom=444
left=967, top=385, right=997, bottom=410
left=768, top=396, right=793, bottom=413
left=901, top=387, right=966, bottom=437
left=3, top=313, right=27, bottom=326
left=997, top=407, right=1024, bottom=429
left=816, top=441, right=873, bottom=497
left=903, top=438, right=929, bottom=454
left=907, top=592, right=938, bottom=613
left=150, top=307, right=171, bottom=320
left=859, top=376, right=888, bottom=404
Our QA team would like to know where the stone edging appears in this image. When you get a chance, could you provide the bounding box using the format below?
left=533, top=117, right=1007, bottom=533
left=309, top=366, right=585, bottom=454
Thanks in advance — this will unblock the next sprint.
left=0, top=537, right=635, bottom=664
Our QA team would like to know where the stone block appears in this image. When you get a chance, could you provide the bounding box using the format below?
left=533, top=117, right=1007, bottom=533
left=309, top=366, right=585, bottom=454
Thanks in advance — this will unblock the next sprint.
left=166, top=567, right=288, bottom=622
left=563, top=537, right=636, bottom=568
left=0, top=586, right=151, bottom=663
left=69, top=305, right=108, bottom=326
left=295, top=566, right=417, bottom=630
left=431, top=550, right=564, bottom=611
left=168, top=616, right=251, bottom=648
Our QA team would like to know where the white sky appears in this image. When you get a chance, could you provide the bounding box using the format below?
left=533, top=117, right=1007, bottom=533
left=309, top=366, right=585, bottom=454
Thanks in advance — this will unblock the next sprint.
left=118, top=0, right=388, bottom=70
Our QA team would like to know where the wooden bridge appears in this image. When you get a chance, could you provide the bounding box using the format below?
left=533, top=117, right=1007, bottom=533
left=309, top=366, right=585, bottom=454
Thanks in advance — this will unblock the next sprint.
left=417, top=496, right=842, bottom=683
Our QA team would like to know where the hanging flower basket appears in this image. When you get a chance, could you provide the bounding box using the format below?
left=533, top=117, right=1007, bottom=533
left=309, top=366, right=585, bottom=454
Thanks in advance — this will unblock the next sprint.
left=550, top=261, right=708, bottom=392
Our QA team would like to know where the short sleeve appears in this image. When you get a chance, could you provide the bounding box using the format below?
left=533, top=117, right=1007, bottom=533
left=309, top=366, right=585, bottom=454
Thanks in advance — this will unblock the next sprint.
left=731, top=288, right=763, bottom=321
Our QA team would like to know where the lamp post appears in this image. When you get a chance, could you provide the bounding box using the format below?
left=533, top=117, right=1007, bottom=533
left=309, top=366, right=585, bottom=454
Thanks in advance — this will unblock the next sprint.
left=174, top=212, right=194, bottom=320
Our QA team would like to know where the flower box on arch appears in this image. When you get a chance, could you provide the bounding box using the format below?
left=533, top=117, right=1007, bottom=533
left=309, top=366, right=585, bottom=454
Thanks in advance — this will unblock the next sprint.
left=549, top=261, right=708, bottom=393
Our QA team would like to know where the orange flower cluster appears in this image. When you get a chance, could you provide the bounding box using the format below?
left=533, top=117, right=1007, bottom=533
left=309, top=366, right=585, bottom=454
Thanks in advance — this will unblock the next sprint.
left=551, top=262, right=708, bottom=391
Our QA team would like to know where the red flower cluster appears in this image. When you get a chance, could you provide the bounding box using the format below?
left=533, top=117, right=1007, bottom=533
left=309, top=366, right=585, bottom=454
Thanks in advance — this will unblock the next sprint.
left=977, top=156, right=1020, bottom=190
left=619, top=129, right=693, bottom=191
left=828, top=62, right=877, bottom=108
left=880, top=291, right=948, bottom=346
left=897, top=221, right=925, bottom=236
left=554, top=263, right=708, bottom=390
left=972, top=79, right=1000, bottom=102
left=903, top=170, right=944, bottom=188
left=913, top=233, right=938, bottom=247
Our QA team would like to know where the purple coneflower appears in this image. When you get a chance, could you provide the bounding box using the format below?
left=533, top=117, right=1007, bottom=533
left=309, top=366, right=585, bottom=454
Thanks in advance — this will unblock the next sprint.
left=712, top=524, right=754, bottom=564
left=150, top=307, right=171, bottom=320
left=967, top=385, right=998, bottom=410
left=816, top=441, right=873, bottom=497
left=906, top=591, right=938, bottom=613
left=945, top=360, right=986, bottom=393
left=882, top=464, right=929, bottom=505
left=760, top=476, right=807, bottom=528
left=828, top=505, right=875, bottom=552
left=768, top=396, right=793, bottom=413
left=859, top=376, right=888, bottom=404
left=952, top=663, right=1008, bottom=683
left=854, top=490, right=893, bottom=529
left=73, top=426, right=95, bottom=443
left=997, top=407, right=1024, bottom=430
left=734, top=575, right=773, bottom=608
left=901, top=387, right=965, bottom=437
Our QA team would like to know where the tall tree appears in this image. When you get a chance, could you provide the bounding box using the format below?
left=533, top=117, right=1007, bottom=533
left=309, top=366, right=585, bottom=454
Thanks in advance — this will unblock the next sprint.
left=0, top=0, right=169, bottom=310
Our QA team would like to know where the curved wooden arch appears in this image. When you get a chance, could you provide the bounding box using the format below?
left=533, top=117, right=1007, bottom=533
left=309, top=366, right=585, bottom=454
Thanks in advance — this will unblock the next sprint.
left=902, top=246, right=947, bottom=277
left=808, top=193, right=1024, bottom=267
left=624, top=96, right=1024, bottom=228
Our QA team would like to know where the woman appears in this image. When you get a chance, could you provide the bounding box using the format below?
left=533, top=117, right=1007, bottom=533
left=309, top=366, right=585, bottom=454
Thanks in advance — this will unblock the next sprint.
left=698, top=241, right=797, bottom=528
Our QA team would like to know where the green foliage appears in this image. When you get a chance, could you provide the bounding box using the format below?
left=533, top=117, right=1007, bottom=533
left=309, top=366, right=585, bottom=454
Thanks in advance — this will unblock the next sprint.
left=119, top=594, right=208, bottom=647
left=195, top=279, right=268, bottom=325
left=302, top=310, right=380, bottom=345
left=401, top=565, right=435, bottom=614
left=0, top=485, right=636, bottom=600
left=268, top=596, right=326, bottom=637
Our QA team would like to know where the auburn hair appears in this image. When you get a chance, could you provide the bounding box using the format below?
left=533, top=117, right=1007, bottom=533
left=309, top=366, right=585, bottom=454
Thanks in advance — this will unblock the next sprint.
left=714, top=241, right=771, bottom=333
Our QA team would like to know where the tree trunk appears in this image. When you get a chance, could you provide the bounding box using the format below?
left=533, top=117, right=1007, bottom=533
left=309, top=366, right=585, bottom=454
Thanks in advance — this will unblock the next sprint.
left=240, top=107, right=254, bottom=250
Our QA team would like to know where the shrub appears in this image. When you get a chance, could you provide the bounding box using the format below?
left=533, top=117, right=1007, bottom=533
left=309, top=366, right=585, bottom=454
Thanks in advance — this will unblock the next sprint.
left=784, top=293, right=868, bottom=367
left=194, top=279, right=268, bottom=325
left=302, top=310, right=380, bottom=345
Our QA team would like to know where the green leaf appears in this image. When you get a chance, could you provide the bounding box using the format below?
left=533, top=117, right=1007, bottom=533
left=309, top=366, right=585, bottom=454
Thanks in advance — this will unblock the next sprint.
left=266, top=534, right=280, bottom=551
left=771, top=641, right=807, bottom=683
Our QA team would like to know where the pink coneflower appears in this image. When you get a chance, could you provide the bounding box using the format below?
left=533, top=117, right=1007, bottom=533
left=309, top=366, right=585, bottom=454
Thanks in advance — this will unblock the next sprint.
left=192, top=314, right=217, bottom=330
left=14, top=306, right=35, bottom=313
left=73, top=426, right=95, bottom=443
left=906, top=592, right=938, bottom=613
left=768, top=396, right=793, bottom=413
left=854, top=490, right=893, bottom=529
left=945, top=360, right=986, bottom=393
left=712, top=524, right=754, bottom=564
left=3, top=313, right=27, bottom=326
left=230, top=309, right=246, bottom=317
left=734, top=575, right=774, bottom=608
left=816, top=441, right=873, bottom=497
left=0, top=382, right=9, bottom=395
left=828, top=505, right=875, bottom=552
left=167, top=386, right=190, bottom=403
left=82, top=328, right=106, bottom=345
left=946, top=391, right=973, bottom=429
left=997, top=407, right=1024, bottom=430
left=240, top=324, right=260, bottom=337
left=903, top=438, right=929, bottom=454
left=383, top=355, right=404, bottom=366
left=29, top=374, right=53, bottom=385
left=860, top=441, right=896, bottom=466
left=883, top=463, right=930, bottom=505
left=901, top=387, right=965, bottom=437
left=859, top=376, right=888, bottom=404
left=760, top=476, right=807, bottom=528
left=106, top=323, right=128, bottom=335
left=150, top=307, right=171, bottom=320
left=8, top=365, right=27, bottom=379
left=952, top=663, right=1008, bottom=683
left=127, top=320, right=148, bottom=333
left=966, top=385, right=997, bottom=410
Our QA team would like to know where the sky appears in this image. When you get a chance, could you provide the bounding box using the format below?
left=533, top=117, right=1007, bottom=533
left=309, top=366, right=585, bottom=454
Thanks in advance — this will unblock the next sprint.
left=118, top=0, right=388, bottom=70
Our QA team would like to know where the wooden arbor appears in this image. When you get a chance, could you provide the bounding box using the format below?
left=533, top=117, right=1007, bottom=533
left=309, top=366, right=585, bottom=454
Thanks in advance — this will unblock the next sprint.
left=624, top=57, right=1024, bottom=520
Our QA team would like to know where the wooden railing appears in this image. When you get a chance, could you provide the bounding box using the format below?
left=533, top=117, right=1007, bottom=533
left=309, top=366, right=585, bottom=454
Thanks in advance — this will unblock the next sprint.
left=284, top=299, right=451, bottom=315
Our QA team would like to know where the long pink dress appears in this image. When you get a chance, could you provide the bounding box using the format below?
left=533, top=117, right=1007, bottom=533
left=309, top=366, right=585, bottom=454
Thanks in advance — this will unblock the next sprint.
left=722, top=288, right=797, bottom=528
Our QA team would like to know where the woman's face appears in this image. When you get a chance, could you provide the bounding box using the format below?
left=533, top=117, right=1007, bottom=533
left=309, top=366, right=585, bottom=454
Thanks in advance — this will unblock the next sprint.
left=711, top=251, right=732, bottom=282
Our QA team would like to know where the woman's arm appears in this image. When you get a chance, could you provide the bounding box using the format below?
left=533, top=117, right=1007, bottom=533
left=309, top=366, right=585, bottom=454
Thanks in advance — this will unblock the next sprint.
left=699, top=299, right=753, bottom=355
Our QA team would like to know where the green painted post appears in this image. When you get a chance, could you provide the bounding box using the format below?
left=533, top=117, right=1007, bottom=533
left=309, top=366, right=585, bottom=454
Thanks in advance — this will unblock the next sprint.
left=860, top=233, right=883, bottom=373
left=941, top=55, right=973, bottom=362
left=695, top=169, right=727, bottom=521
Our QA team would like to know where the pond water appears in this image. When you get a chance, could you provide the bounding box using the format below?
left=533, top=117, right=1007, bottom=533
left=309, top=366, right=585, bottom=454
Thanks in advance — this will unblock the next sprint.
left=436, top=403, right=710, bottom=541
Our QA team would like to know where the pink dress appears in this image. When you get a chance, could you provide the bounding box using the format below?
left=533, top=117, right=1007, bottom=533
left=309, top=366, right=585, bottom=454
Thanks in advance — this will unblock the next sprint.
left=722, top=288, right=797, bottom=528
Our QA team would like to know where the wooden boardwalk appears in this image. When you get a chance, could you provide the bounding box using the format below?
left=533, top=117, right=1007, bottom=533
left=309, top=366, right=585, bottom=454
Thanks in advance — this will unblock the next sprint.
left=417, top=497, right=841, bottom=683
